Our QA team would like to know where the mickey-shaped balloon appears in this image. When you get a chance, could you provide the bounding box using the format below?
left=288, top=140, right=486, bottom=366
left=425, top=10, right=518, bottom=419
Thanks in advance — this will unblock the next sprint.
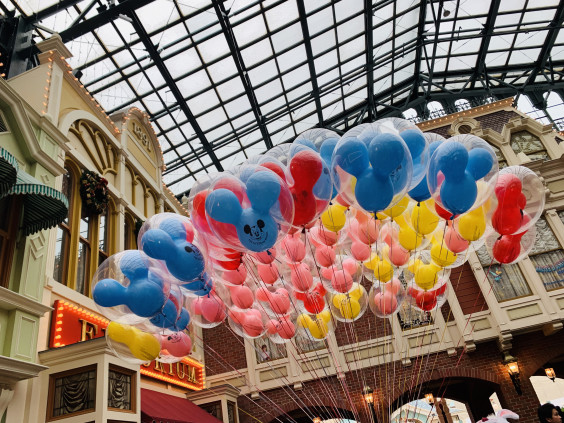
left=140, top=216, right=206, bottom=284
left=333, top=132, right=412, bottom=213
left=93, top=250, right=168, bottom=319
left=428, top=136, right=497, bottom=216
left=206, top=170, right=287, bottom=253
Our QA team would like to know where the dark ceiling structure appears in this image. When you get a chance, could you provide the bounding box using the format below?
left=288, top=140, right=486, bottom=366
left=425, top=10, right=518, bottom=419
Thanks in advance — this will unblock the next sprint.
left=1, top=0, right=564, bottom=197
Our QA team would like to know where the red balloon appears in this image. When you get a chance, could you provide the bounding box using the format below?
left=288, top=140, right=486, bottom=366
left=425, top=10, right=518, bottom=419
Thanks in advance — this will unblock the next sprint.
left=303, top=288, right=326, bottom=314
left=289, top=150, right=323, bottom=226
left=492, top=232, right=525, bottom=264
left=416, top=290, right=438, bottom=311
left=260, top=162, right=286, bottom=182
left=492, top=174, right=525, bottom=235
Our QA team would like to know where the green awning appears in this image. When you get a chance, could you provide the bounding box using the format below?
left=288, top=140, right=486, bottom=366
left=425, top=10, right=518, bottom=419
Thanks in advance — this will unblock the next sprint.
left=2, top=170, right=69, bottom=236
left=0, top=147, right=19, bottom=197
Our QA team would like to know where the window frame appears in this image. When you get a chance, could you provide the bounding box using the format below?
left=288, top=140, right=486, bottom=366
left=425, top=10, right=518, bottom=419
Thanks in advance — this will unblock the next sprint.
left=107, top=364, right=137, bottom=413
left=47, top=364, right=97, bottom=421
left=0, top=196, right=22, bottom=288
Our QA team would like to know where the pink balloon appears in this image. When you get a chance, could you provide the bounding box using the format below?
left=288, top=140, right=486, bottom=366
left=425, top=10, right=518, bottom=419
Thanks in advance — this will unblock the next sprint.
left=384, top=278, right=403, bottom=295
left=228, top=309, right=244, bottom=324
left=342, top=257, right=358, bottom=276
left=351, top=241, right=371, bottom=261
left=193, top=297, right=203, bottom=315
left=388, top=244, right=410, bottom=267
left=315, top=245, right=336, bottom=267
left=230, top=285, right=254, bottom=309
left=310, top=225, right=339, bottom=246
left=321, top=265, right=335, bottom=280
left=331, top=270, right=353, bottom=293
left=223, top=265, right=247, bottom=285
left=282, top=237, right=306, bottom=262
left=270, top=289, right=291, bottom=315
left=278, top=319, right=295, bottom=339
left=161, top=332, right=192, bottom=357
left=257, top=262, right=279, bottom=285
left=379, top=224, right=397, bottom=247
left=243, top=315, right=264, bottom=337
left=291, top=263, right=314, bottom=291
left=373, top=291, right=398, bottom=315
left=256, top=286, right=272, bottom=302
left=358, top=220, right=379, bottom=245
left=201, top=296, right=226, bottom=322
left=445, top=225, right=470, bottom=254
left=266, top=319, right=279, bottom=335
left=253, top=249, right=276, bottom=264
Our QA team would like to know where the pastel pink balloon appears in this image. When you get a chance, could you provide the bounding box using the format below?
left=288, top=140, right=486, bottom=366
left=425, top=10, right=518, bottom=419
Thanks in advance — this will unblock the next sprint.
left=342, top=257, right=358, bottom=276
left=270, top=290, right=291, bottom=314
left=331, top=270, right=353, bottom=293
left=278, top=319, right=295, bottom=339
left=257, top=262, right=279, bottom=284
left=308, top=229, right=324, bottom=248
left=291, top=263, right=314, bottom=291
left=247, top=308, right=262, bottom=319
left=243, top=315, right=264, bottom=337
left=445, top=225, right=470, bottom=253
left=373, top=291, right=398, bottom=315
left=183, top=221, right=195, bottom=243
left=256, top=286, right=272, bottom=302
left=388, top=244, right=410, bottom=267
left=230, top=285, right=254, bottom=309
left=321, top=265, right=336, bottom=280
left=358, top=220, right=379, bottom=245
left=282, top=237, right=306, bottom=262
left=379, top=224, right=397, bottom=247
left=228, top=309, right=244, bottom=324
left=253, top=249, right=276, bottom=264
left=161, top=332, right=192, bottom=357
left=201, top=296, right=226, bottom=322
left=351, top=241, right=371, bottom=261
left=311, top=226, right=339, bottom=246
left=266, top=319, right=279, bottom=335
left=223, top=265, right=247, bottom=285
left=315, top=245, right=336, bottom=267
left=384, top=277, right=403, bottom=295
left=192, top=297, right=203, bottom=315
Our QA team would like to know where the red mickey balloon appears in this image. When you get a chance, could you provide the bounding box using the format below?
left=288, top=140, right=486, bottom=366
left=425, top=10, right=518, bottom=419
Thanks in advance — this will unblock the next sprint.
left=492, top=173, right=526, bottom=235
left=288, top=150, right=323, bottom=227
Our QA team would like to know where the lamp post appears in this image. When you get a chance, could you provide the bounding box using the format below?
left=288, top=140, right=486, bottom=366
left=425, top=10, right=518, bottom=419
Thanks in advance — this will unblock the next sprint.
left=363, top=386, right=378, bottom=423
left=502, top=352, right=522, bottom=395
left=545, top=368, right=556, bottom=382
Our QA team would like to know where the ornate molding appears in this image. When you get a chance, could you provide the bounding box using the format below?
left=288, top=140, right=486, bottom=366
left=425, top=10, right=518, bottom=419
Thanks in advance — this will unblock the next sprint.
left=0, top=356, right=48, bottom=385
left=0, top=286, right=52, bottom=317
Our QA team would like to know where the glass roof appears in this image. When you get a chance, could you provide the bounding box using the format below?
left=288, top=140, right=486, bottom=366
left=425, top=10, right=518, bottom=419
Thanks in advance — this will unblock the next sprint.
left=6, top=0, right=564, bottom=195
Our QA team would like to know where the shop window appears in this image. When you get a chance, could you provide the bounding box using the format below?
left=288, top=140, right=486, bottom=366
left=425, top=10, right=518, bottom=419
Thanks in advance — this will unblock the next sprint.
left=0, top=196, right=21, bottom=288
left=227, top=400, right=238, bottom=423
left=201, top=401, right=223, bottom=420
left=254, top=337, right=287, bottom=363
left=397, top=301, right=432, bottom=330
left=529, top=217, right=564, bottom=291
left=295, top=336, right=325, bottom=353
left=107, top=365, right=135, bottom=412
left=47, top=365, right=97, bottom=420
left=510, top=130, right=548, bottom=161
left=53, top=171, right=73, bottom=284
left=476, top=246, right=531, bottom=302
left=98, top=209, right=109, bottom=266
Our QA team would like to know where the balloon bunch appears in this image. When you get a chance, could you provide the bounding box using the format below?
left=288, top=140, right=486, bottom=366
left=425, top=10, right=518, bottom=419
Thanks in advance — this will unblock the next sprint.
left=90, top=120, right=546, bottom=362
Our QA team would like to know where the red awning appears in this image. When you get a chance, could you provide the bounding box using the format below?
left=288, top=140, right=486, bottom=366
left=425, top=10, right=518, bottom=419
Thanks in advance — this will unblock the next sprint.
left=141, top=388, right=223, bottom=423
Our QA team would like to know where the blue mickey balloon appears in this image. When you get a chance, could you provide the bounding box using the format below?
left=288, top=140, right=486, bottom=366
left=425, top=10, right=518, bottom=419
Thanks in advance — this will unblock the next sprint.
left=400, top=128, right=429, bottom=190
left=141, top=218, right=205, bottom=284
left=92, top=250, right=167, bottom=318
left=408, top=138, right=443, bottom=202
left=428, top=139, right=496, bottom=215
left=182, top=272, right=213, bottom=297
left=205, top=170, right=283, bottom=252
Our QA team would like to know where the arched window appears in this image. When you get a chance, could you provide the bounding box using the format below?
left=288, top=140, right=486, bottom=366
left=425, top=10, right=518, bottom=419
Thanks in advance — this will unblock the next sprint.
left=124, top=212, right=137, bottom=250
left=402, top=108, right=420, bottom=123
left=510, top=130, right=548, bottom=161
left=546, top=92, right=564, bottom=130
left=427, top=101, right=446, bottom=119
left=529, top=216, right=564, bottom=291
left=455, top=99, right=471, bottom=111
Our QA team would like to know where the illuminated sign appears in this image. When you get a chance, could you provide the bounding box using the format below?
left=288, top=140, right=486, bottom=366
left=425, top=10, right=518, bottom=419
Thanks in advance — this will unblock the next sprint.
left=49, top=300, right=204, bottom=390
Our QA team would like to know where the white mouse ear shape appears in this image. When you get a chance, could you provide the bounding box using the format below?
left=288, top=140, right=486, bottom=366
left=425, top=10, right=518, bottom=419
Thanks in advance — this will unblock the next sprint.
left=497, top=409, right=519, bottom=421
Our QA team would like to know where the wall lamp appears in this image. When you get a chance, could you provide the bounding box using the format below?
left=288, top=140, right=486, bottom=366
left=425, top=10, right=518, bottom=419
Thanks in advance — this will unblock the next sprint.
left=502, top=352, right=522, bottom=395
left=545, top=368, right=556, bottom=382
left=313, top=418, right=321, bottom=423
left=425, top=393, right=435, bottom=405
left=363, top=386, right=378, bottom=423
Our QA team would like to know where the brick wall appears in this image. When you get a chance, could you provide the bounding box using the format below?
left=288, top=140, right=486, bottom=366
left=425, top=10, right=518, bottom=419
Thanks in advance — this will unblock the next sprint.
left=238, top=330, right=564, bottom=423
left=428, top=110, right=521, bottom=137
left=450, top=262, right=488, bottom=315
left=203, top=322, right=248, bottom=371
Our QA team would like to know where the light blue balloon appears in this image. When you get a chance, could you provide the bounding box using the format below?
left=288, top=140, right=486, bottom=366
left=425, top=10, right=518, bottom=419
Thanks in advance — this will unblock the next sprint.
left=467, top=148, right=494, bottom=180
left=333, top=137, right=369, bottom=178
left=409, top=140, right=443, bottom=202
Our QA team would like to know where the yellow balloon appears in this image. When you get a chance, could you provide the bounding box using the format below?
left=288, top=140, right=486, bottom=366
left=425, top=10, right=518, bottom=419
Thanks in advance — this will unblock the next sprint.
left=297, top=314, right=312, bottom=329
left=383, top=196, right=410, bottom=218
left=107, top=322, right=161, bottom=361
left=414, top=264, right=441, bottom=290
left=308, top=319, right=329, bottom=339
left=374, top=258, right=393, bottom=282
left=430, top=241, right=457, bottom=267
left=457, top=207, right=486, bottom=241
left=411, top=200, right=439, bottom=235
left=399, top=227, right=422, bottom=251
left=322, top=204, right=347, bottom=232
left=332, top=293, right=347, bottom=308
left=338, top=298, right=361, bottom=319
left=375, top=212, right=388, bottom=220
left=364, top=252, right=380, bottom=270
left=349, top=283, right=363, bottom=301
left=317, top=309, right=332, bottom=324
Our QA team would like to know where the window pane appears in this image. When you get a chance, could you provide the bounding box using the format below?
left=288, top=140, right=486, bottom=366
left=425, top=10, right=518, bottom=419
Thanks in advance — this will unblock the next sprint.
left=52, top=368, right=96, bottom=417
left=295, top=335, right=325, bottom=353
left=532, top=250, right=564, bottom=291
left=80, top=214, right=90, bottom=240
left=510, top=130, right=548, bottom=161
left=53, top=226, right=69, bottom=283
left=200, top=401, right=222, bottom=420
left=61, top=172, right=73, bottom=225
left=397, top=301, right=432, bottom=330
left=76, top=241, right=90, bottom=295
left=99, top=213, right=107, bottom=252
left=108, top=368, right=132, bottom=410
left=476, top=246, right=531, bottom=301
left=254, top=338, right=287, bottom=362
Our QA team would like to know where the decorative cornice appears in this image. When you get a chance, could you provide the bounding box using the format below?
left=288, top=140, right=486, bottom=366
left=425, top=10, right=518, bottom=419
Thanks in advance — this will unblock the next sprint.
left=0, top=286, right=52, bottom=317
left=0, top=355, right=48, bottom=385
left=39, top=337, right=114, bottom=367
left=416, top=98, right=515, bottom=131
left=186, top=384, right=241, bottom=402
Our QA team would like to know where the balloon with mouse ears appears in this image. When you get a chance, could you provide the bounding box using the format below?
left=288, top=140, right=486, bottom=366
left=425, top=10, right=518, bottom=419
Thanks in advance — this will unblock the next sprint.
left=427, top=135, right=498, bottom=218
left=205, top=167, right=294, bottom=253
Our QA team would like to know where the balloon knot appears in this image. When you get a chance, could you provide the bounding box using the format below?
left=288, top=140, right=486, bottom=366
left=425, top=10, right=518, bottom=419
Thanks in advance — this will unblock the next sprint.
left=267, top=250, right=272, bottom=256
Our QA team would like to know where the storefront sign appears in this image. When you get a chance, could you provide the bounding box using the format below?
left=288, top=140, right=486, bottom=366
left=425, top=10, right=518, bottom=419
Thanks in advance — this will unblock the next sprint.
left=49, top=300, right=204, bottom=390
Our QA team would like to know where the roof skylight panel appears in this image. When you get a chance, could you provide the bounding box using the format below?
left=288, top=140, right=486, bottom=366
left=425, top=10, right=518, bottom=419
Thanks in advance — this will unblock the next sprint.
left=240, top=38, right=274, bottom=67
left=307, top=6, right=335, bottom=35
left=224, top=96, right=253, bottom=119
left=176, top=70, right=212, bottom=98
left=271, top=23, right=304, bottom=53
left=254, top=79, right=284, bottom=104
left=265, top=0, right=299, bottom=31
left=277, top=45, right=307, bottom=73
left=186, top=90, right=220, bottom=115
left=248, top=60, right=279, bottom=86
